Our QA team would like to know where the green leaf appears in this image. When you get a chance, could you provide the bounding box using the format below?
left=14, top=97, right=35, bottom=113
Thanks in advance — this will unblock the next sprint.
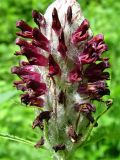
left=0, top=133, right=34, bottom=146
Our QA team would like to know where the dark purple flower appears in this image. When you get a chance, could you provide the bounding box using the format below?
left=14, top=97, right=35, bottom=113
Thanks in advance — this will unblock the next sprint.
left=68, top=67, right=82, bottom=83
left=32, top=28, right=51, bottom=52
left=74, top=103, right=96, bottom=113
left=27, top=80, right=47, bottom=96
left=11, top=66, right=41, bottom=82
left=13, top=80, right=27, bottom=91
left=16, top=38, right=29, bottom=47
left=16, top=20, right=33, bottom=38
left=71, top=19, right=90, bottom=44
left=21, top=93, right=44, bottom=107
left=78, top=81, right=110, bottom=100
left=77, top=34, right=108, bottom=64
left=32, top=111, right=51, bottom=129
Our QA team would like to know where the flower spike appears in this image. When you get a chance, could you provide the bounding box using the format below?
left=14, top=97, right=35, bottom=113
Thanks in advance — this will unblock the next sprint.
left=12, top=0, right=111, bottom=159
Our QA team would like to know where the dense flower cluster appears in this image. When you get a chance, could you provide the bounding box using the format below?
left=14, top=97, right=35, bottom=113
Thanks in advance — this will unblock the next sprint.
left=12, top=0, right=110, bottom=158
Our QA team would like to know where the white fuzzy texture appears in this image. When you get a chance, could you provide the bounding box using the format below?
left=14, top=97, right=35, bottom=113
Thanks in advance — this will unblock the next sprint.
left=37, top=0, right=92, bottom=152
left=42, top=0, right=92, bottom=109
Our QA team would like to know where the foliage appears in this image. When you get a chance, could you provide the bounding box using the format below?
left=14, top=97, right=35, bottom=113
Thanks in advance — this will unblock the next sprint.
left=0, top=0, right=120, bottom=159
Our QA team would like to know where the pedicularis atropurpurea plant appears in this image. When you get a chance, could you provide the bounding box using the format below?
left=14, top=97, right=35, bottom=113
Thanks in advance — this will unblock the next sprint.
left=11, top=0, right=112, bottom=159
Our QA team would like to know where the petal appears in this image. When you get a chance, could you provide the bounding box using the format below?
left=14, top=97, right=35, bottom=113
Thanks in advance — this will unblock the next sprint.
left=16, top=38, right=29, bottom=47
left=38, top=111, right=51, bottom=121
left=32, top=116, right=43, bottom=129
left=78, top=34, right=108, bottom=64
left=34, top=137, right=44, bottom=148
left=27, top=80, right=47, bottom=96
left=68, top=67, right=82, bottom=83
left=57, top=30, right=68, bottom=58
left=32, top=111, right=51, bottom=129
left=13, top=80, right=27, bottom=92
left=84, top=60, right=110, bottom=82
left=21, top=46, right=48, bottom=66
left=21, top=93, right=44, bottom=107
left=16, top=20, right=33, bottom=38
left=71, top=19, right=89, bottom=44
left=32, top=10, right=46, bottom=28
left=74, top=103, right=96, bottom=113
left=16, top=31, right=33, bottom=38
left=16, top=20, right=32, bottom=32
left=67, top=6, right=72, bottom=24
left=48, top=54, right=61, bottom=76
left=78, top=81, right=110, bottom=99
left=52, top=8, right=62, bottom=36
left=32, top=28, right=51, bottom=52
left=11, top=66, right=41, bottom=82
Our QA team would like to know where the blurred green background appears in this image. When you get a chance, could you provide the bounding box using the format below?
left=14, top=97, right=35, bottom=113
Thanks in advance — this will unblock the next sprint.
left=0, top=0, right=120, bottom=159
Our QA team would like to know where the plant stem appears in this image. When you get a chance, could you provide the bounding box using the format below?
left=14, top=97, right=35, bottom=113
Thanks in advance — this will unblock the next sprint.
left=79, top=105, right=112, bottom=148
left=54, top=152, right=67, bottom=160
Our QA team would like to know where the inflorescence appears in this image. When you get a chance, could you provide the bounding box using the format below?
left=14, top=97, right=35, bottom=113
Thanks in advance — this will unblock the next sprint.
left=11, top=0, right=110, bottom=157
